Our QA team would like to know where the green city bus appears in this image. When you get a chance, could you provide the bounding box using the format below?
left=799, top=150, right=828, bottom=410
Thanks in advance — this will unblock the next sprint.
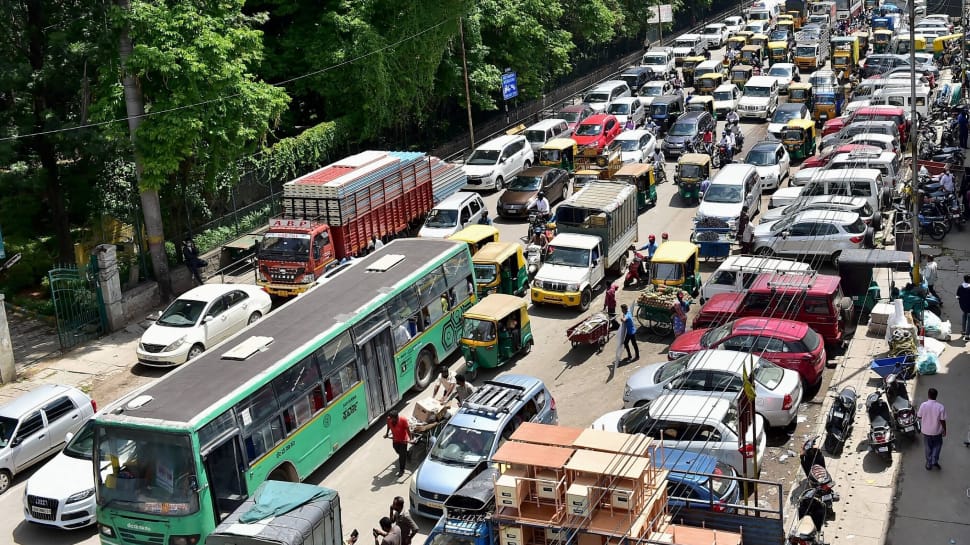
left=92, top=238, right=476, bottom=545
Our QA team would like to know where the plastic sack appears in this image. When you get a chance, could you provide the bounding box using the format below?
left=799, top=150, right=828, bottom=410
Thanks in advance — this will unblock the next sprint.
left=922, top=310, right=943, bottom=337
left=885, top=299, right=908, bottom=343
left=917, top=352, right=938, bottom=375
left=923, top=337, right=947, bottom=358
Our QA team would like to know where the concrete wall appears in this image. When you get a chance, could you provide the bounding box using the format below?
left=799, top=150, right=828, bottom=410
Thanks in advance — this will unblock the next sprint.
left=117, top=266, right=195, bottom=326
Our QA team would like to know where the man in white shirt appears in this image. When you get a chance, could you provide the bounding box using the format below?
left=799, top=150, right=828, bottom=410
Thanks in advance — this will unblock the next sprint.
left=923, top=254, right=939, bottom=299
left=940, top=169, right=955, bottom=195
left=917, top=388, right=947, bottom=470
left=530, top=192, right=551, bottom=222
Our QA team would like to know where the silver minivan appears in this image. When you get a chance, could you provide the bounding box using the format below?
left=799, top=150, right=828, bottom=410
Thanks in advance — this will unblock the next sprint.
left=523, top=119, right=571, bottom=152
left=0, top=384, right=95, bottom=493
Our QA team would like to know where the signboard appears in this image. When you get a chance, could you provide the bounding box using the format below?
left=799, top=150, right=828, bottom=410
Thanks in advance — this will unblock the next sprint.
left=270, top=218, right=315, bottom=229
left=501, top=71, right=519, bottom=101
left=647, top=4, right=674, bottom=23
left=0, top=226, right=5, bottom=260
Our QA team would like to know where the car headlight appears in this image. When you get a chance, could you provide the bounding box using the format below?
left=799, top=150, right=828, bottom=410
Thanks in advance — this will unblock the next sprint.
left=668, top=350, right=688, bottom=359
left=164, top=335, right=188, bottom=352
left=533, top=280, right=544, bottom=289
left=409, top=473, right=418, bottom=495
left=66, top=488, right=95, bottom=504
left=566, top=283, right=580, bottom=292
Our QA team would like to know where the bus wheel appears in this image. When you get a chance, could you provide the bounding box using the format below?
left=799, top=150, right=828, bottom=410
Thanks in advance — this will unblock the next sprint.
left=268, top=464, right=297, bottom=482
left=414, top=349, right=436, bottom=390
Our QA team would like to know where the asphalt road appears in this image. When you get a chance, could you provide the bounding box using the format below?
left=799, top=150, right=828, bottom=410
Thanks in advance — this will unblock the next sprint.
left=0, top=52, right=839, bottom=545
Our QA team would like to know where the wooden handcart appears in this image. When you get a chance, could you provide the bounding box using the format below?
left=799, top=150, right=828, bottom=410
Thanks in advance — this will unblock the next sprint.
left=566, top=312, right=613, bottom=352
left=635, top=286, right=692, bottom=336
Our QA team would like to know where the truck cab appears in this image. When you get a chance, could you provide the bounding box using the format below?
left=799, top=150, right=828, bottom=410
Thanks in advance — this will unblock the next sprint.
left=257, top=219, right=336, bottom=297
left=531, top=233, right=606, bottom=311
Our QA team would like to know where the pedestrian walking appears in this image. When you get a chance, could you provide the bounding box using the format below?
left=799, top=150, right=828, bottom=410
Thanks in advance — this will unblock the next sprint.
left=917, top=388, right=947, bottom=470
left=373, top=518, right=401, bottom=545
left=603, top=283, right=618, bottom=327
left=384, top=410, right=410, bottom=477
left=923, top=254, right=939, bottom=299
left=388, top=497, right=418, bottom=545
left=672, top=292, right=688, bottom=336
left=957, top=109, right=969, bottom=149
left=957, top=274, right=970, bottom=340
left=620, top=304, right=639, bottom=361
left=181, top=238, right=205, bottom=286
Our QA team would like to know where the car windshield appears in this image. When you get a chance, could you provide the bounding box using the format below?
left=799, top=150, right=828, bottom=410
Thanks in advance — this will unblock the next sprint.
left=618, top=139, right=643, bottom=151
left=703, top=184, right=742, bottom=203
left=429, top=425, right=495, bottom=465
left=675, top=39, right=696, bottom=48
left=669, top=121, right=696, bottom=137
left=64, top=420, right=96, bottom=460
left=651, top=104, right=668, bottom=116
left=769, top=30, right=788, bottom=40
left=745, top=86, right=771, bottom=98
left=509, top=175, right=542, bottom=191
left=424, top=208, right=458, bottom=228
left=643, top=55, right=667, bottom=65
left=768, top=66, right=792, bottom=78
left=585, top=92, right=610, bottom=103
left=754, top=361, right=784, bottom=389
left=704, top=26, right=721, bottom=34
left=544, top=245, right=591, bottom=267
left=713, top=90, right=734, bottom=101
left=473, top=264, right=498, bottom=285
left=463, top=317, right=496, bottom=342
left=157, top=298, right=207, bottom=327
left=656, top=356, right=690, bottom=382
left=782, top=129, right=803, bottom=141
left=466, top=149, right=500, bottom=165
left=608, top=103, right=631, bottom=115
left=617, top=405, right=653, bottom=434
left=652, top=262, right=683, bottom=282
left=559, top=111, right=582, bottom=122
left=746, top=149, right=776, bottom=166
left=772, top=108, right=799, bottom=123
left=0, top=416, right=15, bottom=448
left=575, top=123, right=603, bottom=136
left=539, top=149, right=562, bottom=162
left=700, top=322, right=734, bottom=347
left=94, top=426, right=199, bottom=515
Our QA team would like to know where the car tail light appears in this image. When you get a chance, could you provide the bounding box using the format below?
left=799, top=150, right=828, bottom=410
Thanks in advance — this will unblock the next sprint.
left=91, top=399, right=98, bottom=412
left=850, top=235, right=864, bottom=243
left=713, top=500, right=727, bottom=512
left=739, top=443, right=756, bottom=459
left=550, top=396, right=557, bottom=412
left=783, top=394, right=794, bottom=410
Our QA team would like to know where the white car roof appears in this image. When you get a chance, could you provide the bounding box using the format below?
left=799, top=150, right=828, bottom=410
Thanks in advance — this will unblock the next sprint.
left=615, top=129, right=651, bottom=140
left=612, top=97, right=641, bottom=105
left=789, top=209, right=860, bottom=224
left=704, top=23, right=727, bottom=29
left=684, top=350, right=768, bottom=372
left=651, top=392, right=731, bottom=421
left=850, top=133, right=895, bottom=144
left=714, top=84, right=738, bottom=92
left=644, top=81, right=668, bottom=88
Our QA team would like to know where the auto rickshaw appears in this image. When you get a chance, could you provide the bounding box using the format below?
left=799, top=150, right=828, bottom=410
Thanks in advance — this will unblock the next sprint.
left=776, top=20, right=795, bottom=35
left=674, top=154, right=711, bottom=205
left=448, top=224, right=500, bottom=254
left=782, top=118, right=817, bottom=160
left=686, top=95, right=716, bottom=117
left=681, top=55, right=706, bottom=87
left=788, top=82, right=813, bottom=109
left=538, top=138, right=577, bottom=171
left=852, top=31, right=869, bottom=57
left=831, top=47, right=855, bottom=79
left=813, top=85, right=843, bottom=123
left=613, top=163, right=657, bottom=211
left=650, top=241, right=702, bottom=297
left=460, top=294, right=533, bottom=379
left=695, top=72, right=724, bottom=95
left=730, top=65, right=753, bottom=88
left=836, top=249, right=912, bottom=314
left=872, top=29, right=893, bottom=53
left=750, top=34, right=770, bottom=57
left=726, top=35, right=749, bottom=52
left=786, top=10, right=803, bottom=28
left=891, top=35, right=925, bottom=55
left=740, top=45, right=764, bottom=67
left=472, top=242, right=528, bottom=298
left=933, top=33, right=964, bottom=60
left=769, top=43, right=790, bottom=64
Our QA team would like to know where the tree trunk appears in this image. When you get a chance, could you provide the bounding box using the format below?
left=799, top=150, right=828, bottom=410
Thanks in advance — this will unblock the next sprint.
left=25, top=0, right=73, bottom=263
left=116, top=0, right=172, bottom=300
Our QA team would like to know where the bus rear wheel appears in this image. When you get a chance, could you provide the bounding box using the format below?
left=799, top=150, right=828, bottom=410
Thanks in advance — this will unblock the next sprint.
left=414, top=349, right=436, bottom=390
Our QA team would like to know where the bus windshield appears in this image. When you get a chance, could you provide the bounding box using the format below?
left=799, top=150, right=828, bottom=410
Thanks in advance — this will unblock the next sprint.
left=95, top=426, right=200, bottom=516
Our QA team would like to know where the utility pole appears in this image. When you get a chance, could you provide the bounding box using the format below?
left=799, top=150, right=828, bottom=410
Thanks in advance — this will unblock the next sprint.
left=908, top=0, right=921, bottom=284
left=459, top=18, right=476, bottom=150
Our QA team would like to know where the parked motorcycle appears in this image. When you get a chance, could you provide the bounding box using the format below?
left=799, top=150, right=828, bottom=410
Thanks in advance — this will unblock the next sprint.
left=788, top=487, right=828, bottom=545
left=624, top=246, right=648, bottom=288
left=884, top=372, right=917, bottom=438
left=800, top=437, right=838, bottom=514
left=823, top=387, right=857, bottom=455
left=866, top=389, right=895, bottom=461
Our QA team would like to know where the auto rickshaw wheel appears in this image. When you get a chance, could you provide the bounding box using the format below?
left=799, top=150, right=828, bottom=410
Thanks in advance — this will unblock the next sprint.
left=465, top=366, right=479, bottom=382
left=414, top=348, right=437, bottom=390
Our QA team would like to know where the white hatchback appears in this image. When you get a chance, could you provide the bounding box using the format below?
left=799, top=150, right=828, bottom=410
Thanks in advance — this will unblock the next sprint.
left=622, top=350, right=803, bottom=428
left=136, top=283, right=273, bottom=366
left=744, top=140, right=790, bottom=190
left=613, top=130, right=657, bottom=164
left=23, top=420, right=97, bottom=529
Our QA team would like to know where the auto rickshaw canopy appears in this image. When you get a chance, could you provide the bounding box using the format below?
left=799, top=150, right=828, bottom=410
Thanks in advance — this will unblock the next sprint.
left=676, top=153, right=712, bottom=181
left=652, top=241, right=700, bottom=264
left=872, top=29, right=893, bottom=51
left=785, top=118, right=816, bottom=132
left=539, top=137, right=578, bottom=170
left=695, top=73, right=724, bottom=94
left=782, top=118, right=817, bottom=158
left=727, top=35, right=749, bottom=50
left=463, top=293, right=530, bottom=325
left=788, top=82, right=813, bottom=103
left=731, top=65, right=754, bottom=86
left=650, top=241, right=700, bottom=288
left=473, top=241, right=525, bottom=270
left=448, top=225, right=500, bottom=253
left=472, top=241, right=527, bottom=296
left=852, top=31, right=869, bottom=54
left=741, top=45, right=764, bottom=64
left=686, top=95, right=716, bottom=116
left=933, top=33, right=964, bottom=54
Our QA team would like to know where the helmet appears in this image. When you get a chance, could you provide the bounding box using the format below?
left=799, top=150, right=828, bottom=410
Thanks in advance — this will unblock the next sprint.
left=538, top=191, right=546, bottom=199
left=662, top=232, right=669, bottom=240
left=648, top=234, right=656, bottom=242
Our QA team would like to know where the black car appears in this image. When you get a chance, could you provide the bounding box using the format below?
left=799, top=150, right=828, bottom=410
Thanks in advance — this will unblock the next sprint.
left=649, top=94, right=686, bottom=135
left=661, top=111, right=716, bottom=157
left=618, top=66, right=658, bottom=97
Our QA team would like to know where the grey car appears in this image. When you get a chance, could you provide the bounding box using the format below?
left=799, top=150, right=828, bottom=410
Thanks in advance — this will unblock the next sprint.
left=662, top=111, right=715, bottom=157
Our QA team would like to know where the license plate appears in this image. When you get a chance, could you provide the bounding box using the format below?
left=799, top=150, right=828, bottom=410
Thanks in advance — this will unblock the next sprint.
left=32, top=507, right=52, bottom=515
left=877, top=446, right=888, bottom=453
left=833, top=411, right=844, bottom=418
left=821, top=494, right=833, bottom=502
left=424, top=501, right=442, bottom=511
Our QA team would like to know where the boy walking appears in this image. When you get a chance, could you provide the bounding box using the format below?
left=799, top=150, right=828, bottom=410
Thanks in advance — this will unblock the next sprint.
left=620, top=304, right=639, bottom=361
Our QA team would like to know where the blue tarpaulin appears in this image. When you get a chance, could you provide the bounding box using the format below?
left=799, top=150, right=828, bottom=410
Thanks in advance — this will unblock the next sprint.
left=239, top=481, right=335, bottom=523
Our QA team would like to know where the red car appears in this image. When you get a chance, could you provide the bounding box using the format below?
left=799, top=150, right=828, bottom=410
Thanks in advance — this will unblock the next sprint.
left=667, top=317, right=827, bottom=387
left=556, top=104, right=595, bottom=134
left=823, top=105, right=908, bottom=143
left=572, top=114, right=622, bottom=152
left=802, top=144, right=878, bottom=169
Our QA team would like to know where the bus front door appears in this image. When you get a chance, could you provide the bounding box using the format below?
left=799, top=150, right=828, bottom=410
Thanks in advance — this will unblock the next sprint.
left=202, top=435, right=248, bottom=522
left=358, top=328, right=401, bottom=423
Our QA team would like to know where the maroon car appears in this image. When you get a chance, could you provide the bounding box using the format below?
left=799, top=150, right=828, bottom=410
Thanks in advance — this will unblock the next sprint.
left=556, top=104, right=595, bottom=134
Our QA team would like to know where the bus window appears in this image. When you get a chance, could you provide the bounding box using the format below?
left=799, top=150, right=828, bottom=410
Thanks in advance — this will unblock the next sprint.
left=272, top=357, right=321, bottom=408
left=324, top=364, right=358, bottom=402
left=443, top=252, right=472, bottom=285
left=419, top=267, right=448, bottom=307
left=316, top=331, right=354, bottom=377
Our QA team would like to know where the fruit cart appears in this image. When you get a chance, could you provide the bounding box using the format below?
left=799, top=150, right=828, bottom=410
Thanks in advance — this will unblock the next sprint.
left=566, top=312, right=613, bottom=351
left=636, top=285, right=692, bottom=335
left=691, top=227, right=733, bottom=261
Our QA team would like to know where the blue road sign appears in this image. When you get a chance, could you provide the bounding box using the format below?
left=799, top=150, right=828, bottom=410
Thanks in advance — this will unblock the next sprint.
left=502, top=71, right=518, bottom=101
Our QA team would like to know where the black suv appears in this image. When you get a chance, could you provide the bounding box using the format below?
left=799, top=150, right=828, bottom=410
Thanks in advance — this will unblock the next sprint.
left=618, top=66, right=657, bottom=96
left=662, top=111, right=716, bottom=157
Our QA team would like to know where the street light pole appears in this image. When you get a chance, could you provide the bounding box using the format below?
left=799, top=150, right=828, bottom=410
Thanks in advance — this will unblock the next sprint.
left=908, top=0, right=921, bottom=284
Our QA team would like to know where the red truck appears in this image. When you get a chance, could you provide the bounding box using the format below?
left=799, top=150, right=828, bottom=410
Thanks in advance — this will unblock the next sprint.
left=691, top=272, right=853, bottom=346
left=257, top=151, right=464, bottom=297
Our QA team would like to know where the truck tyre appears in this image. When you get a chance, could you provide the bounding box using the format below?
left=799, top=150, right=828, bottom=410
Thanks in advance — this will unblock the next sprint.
left=580, top=288, right=592, bottom=311
left=414, top=349, right=436, bottom=390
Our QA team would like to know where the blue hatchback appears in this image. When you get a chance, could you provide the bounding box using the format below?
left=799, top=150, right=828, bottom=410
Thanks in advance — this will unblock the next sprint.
left=655, top=448, right=741, bottom=512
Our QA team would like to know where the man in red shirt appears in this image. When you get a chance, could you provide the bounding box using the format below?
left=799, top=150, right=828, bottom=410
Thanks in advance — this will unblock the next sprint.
left=385, top=410, right=410, bottom=477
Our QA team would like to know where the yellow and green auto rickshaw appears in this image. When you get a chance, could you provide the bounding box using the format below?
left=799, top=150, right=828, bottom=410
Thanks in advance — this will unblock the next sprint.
left=786, top=10, right=804, bottom=28
left=933, top=33, right=964, bottom=60
left=741, top=45, right=764, bottom=67
left=695, top=72, right=724, bottom=95
left=447, top=224, right=500, bottom=254
left=727, top=35, right=749, bottom=52
left=872, top=29, right=893, bottom=53
left=460, top=294, right=533, bottom=378
left=674, top=154, right=711, bottom=205
left=730, top=65, right=754, bottom=88
left=891, top=34, right=925, bottom=55
left=831, top=46, right=855, bottom=78
left=682, top=55, right=707, bottom=87
left=788, top=82, right=814, bottom=110
left=776, top=19, right=795, bottom=34
left=573, top=169, right=602, bottom=191
left=472, top=242, right=528, bottom=298
left=782, top=118, right=817, bottom=160
left=769, top=42, right=790, bottom=64
left=750, top=34, right=770, bottom=58
left=650, top=241, right=703, bottom=296
left=613, top=162, right=657, bottom=211
left=539, top=137, right=578, bottom=171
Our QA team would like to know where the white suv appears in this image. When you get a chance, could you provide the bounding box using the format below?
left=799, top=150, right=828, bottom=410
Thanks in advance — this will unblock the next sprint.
left=701, top=23, right=729, bottom=47
left=462, top=134, right=534, bottom=190
left=753, top=210, right=871, bottom=265
left=737, top=76, right=779, bottom=120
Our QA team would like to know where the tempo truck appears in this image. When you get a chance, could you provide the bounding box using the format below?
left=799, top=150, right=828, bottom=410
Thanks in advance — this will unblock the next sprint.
left=531, top=181, right=637, bottom=310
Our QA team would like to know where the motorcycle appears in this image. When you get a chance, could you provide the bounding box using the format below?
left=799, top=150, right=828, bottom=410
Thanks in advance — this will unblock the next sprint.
left=788, top=487, right=828, bottom=545
left=866, top=389, right=895, bottom=461
left=717, top=143, right=731, bottom=166
left=823, top=387, right=857, bottom=455
left=884, top=372, right=917, bottom=438
left=527, top=212, right=555, bottom=243
left=525, top=243, right=543, bottom=278
left=800, top=437, right=838, bottom=514
left=624, top=246, right=648, bottom=288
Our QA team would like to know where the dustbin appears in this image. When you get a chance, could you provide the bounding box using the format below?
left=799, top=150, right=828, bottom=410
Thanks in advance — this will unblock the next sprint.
left=894, top=224, right=913, bottom=252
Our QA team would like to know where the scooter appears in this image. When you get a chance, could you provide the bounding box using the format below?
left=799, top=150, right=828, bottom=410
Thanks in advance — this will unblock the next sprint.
left=823, top=387, right=857, bottom=455
left=866, top=389, right=895, bottom=461
left=525, top=243, right=543, bottom=278
left=788, top=487, right=828, bottom=545
left=624, top=246, right=648, bottom=287
left=884, top=372, right=917, bottom=438
left=800, top=437, right=838, bottom=514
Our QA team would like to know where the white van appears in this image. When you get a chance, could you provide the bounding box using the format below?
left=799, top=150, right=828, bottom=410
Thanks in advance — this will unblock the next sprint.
left=770, top=168, right=885, bottom=212
left=695, top=164, right=761, bottom=231
left=418, top=192, right=487, bottom=238
left=871, top=86, right=931, bottom=118
left=523, top=119, right=570, bottom=152
left=827, top=149, right=901, bottom=195
left=700, top=255, right=813, bottom=303
left=462, top=134, right=534, bottom=190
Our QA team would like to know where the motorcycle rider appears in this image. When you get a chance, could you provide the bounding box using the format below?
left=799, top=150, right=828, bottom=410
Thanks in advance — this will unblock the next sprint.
left=725, top=108, right=740, bottom=128
left=719, top=130, right=735, bottom=163
left=529, top=191, right=551, bottom=223
left=645, top=117, right=660, bottom=135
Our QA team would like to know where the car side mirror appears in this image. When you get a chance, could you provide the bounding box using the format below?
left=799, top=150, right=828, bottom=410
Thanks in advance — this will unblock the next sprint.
left=65, top=431, right=74, bottom=443
left=499, top=157, right=507, bottom=164
left=11, top=436, right=21, bottom=447
left=146, top=311, right=161, bottom=322
left=203, top=315, right=213, bottom=324
left=782, top=231, right=790, bottom=239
